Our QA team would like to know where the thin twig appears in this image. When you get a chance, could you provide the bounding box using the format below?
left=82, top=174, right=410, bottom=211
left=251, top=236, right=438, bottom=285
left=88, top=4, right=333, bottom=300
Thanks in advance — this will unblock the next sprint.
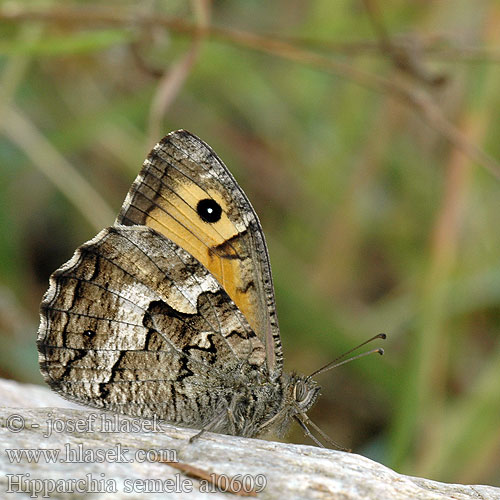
left=1, top=6, right=499, bottom=62
left=147, top=0, right=210, bottom=143
left=0, top=101, right=115, bottom=231
left=160, top=460, right=257, bottom=497
left=1, top=5, right=499, bottom=179
left=2, top=6, right=499, bottom=62
left=362, top=0, right=447, bottom=86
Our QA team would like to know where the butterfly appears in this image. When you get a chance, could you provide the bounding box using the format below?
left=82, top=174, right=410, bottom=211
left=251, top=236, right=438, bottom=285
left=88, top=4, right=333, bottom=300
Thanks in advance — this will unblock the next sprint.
left=37, top=130, right=383, bottom=445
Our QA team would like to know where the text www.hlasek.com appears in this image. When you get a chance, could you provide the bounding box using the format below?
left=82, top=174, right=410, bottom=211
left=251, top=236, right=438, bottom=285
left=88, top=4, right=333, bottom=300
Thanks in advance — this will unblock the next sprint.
left=5, top=444, right=176, bottom=464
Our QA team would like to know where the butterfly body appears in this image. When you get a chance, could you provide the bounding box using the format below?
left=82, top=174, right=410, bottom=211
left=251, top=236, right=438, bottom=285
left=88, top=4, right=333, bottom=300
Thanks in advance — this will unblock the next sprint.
left=38, top=130, right=320, bottom=439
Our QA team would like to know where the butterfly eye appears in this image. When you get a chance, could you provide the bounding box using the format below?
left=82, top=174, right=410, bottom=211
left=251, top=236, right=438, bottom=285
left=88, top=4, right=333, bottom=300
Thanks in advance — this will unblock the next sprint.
left=197, top=199, right=222, bottom=223
left=294, top=381, right=307, bottom=403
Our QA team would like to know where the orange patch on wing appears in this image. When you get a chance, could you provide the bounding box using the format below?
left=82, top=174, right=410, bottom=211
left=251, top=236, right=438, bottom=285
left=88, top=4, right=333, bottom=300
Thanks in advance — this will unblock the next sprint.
left=143, top=182, right=260, bottom=334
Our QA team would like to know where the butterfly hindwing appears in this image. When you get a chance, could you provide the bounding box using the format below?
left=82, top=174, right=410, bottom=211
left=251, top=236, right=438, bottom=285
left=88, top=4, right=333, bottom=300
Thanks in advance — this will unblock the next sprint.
left=37, top=226, right=268, bottom=426
left=116, top=130, right=282, bottom=375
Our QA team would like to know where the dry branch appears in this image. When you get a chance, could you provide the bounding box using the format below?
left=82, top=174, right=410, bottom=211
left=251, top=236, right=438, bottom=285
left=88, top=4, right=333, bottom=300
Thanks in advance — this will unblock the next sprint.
left=1, top=4, right=499, bottom=180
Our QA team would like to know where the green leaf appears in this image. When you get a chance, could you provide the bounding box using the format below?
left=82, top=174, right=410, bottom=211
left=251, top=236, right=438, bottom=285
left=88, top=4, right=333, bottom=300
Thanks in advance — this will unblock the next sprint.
left=0, top=29, right=134, bottom=56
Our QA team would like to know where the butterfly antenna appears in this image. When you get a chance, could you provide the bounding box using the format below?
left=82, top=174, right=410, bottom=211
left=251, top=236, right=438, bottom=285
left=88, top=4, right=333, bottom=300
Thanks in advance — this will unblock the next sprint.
left=307, top=333, right=386, bottom=379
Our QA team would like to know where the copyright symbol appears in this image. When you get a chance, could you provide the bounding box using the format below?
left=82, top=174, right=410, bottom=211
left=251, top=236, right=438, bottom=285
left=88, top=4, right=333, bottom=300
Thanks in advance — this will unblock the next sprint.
left=6, top=414, right=25, bottom=433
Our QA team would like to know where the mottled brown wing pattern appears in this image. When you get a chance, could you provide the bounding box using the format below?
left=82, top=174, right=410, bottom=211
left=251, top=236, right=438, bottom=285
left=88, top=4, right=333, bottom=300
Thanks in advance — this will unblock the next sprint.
left=37, top=226, right=269, bottom=427
left=116, top=130, right=282, bottom=376
left=37, top=131, right=327, bottom=440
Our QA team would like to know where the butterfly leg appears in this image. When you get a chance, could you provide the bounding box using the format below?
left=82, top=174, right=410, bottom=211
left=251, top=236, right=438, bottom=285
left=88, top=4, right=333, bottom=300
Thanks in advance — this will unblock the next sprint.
left=294, top=415, right=325, bottom=448
left=294, top=414, right=348, bottom=450
left=225, top=407, right=238, bottom=435
left=189, top=407, right=229, bottom=443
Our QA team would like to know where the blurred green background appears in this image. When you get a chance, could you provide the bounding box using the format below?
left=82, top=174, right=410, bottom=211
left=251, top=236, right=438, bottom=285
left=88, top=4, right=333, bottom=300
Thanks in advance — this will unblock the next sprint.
left=1, top=0, right=500, bottom=487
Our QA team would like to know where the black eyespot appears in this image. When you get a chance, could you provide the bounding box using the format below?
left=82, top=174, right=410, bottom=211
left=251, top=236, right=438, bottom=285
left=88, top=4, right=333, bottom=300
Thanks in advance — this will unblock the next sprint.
left=197, top=199, right=222, bottom=223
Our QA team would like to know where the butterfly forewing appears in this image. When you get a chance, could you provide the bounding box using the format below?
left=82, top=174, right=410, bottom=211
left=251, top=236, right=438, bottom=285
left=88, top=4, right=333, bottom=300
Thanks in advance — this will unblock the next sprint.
left=116, top=130, right=282, bottom=375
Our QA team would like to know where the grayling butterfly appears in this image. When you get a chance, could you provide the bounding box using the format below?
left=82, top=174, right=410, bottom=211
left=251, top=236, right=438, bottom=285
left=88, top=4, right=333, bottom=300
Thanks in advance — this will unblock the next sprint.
left=37, top=130, right=384, bottom=445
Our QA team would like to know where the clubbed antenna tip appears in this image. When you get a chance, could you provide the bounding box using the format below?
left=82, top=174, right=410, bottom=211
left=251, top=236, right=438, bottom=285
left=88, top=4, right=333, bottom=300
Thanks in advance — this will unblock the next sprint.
left=308, top=333, right=387, bottom=379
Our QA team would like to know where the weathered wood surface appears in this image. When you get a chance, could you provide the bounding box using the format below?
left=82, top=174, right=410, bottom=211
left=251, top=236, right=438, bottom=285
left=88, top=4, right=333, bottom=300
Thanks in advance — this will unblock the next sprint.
left=0, top=378, right=498, bottom=499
